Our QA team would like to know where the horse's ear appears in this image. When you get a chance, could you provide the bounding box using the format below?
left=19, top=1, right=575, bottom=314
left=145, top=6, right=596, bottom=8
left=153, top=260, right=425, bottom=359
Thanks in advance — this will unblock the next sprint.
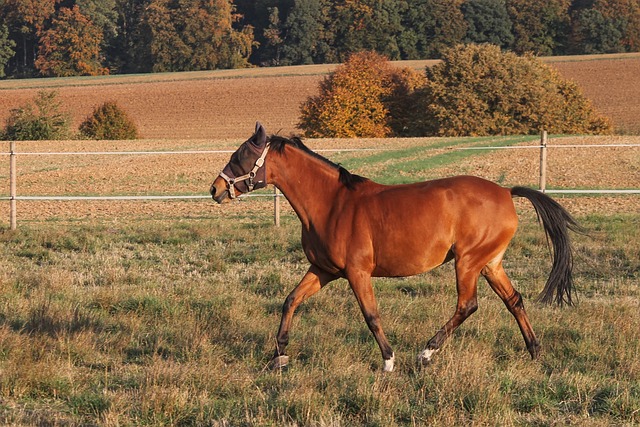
left=249, top=122, right=267, bottom=148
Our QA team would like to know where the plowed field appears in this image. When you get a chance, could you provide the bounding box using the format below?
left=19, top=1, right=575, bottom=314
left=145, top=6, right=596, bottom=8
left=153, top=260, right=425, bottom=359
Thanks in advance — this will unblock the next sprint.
left=0, top=53, right=638, bottom=139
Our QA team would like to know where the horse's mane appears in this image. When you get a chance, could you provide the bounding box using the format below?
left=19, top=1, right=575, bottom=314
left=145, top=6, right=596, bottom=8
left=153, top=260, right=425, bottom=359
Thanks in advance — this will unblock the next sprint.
left=268, top=135, right=368, bottom=191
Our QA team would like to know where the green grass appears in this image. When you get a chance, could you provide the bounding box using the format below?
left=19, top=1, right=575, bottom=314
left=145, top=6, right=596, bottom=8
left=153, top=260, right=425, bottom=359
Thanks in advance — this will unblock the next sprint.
left=317, top=134, right=542, bottom=188
left=0, top=211, right=638, bottom=426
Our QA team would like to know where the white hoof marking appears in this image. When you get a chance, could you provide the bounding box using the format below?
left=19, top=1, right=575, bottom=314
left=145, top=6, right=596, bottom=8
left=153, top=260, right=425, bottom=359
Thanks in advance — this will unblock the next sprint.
left=418, top=348, right=439, bottom=366
left=383, top=353, right=395, bottom=372
left=270, top=355, right=289, bottom=370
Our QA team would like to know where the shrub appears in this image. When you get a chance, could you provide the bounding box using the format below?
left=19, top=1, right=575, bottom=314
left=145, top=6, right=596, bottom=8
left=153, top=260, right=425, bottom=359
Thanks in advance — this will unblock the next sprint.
left=79, top=101, right=139, bottom=140
left=2, top=91, right=72, bottom=140
left=415, top=44, right=612, bottom=136
left=298, top=51, right=425, bottom=138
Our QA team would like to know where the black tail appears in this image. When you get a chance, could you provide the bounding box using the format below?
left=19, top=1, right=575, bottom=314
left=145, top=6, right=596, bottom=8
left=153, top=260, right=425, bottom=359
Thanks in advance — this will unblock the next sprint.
left=511, top=187, right=584, bottom=306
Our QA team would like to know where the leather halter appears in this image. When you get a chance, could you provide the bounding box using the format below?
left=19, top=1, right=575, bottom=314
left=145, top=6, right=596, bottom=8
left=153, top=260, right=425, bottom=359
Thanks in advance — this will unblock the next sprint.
left=218, top=143, right=270, bottom=199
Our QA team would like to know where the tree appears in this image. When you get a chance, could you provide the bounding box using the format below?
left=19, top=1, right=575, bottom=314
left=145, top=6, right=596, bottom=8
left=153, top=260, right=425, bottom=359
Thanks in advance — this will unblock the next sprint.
left=569, top=0, right=640, bottom=53
left=280, top=0, right=333, bottom=65
left=142, top=0, right=191, bottom=72
left=181, top=0, right=255, bottom=70
left=35, top=6, right=108, bottom=76
left=2, top=90, right=71, bottom=140
left=461, top=0, right=514, bottom=49
left=79, top=101, right=139, bottom=139
left=262, top=6, right=284, bottom=65
left=298, top=51, right=425, bottom=138
left=330, top=0, right=407, bottom=61
left=398, top=0, right=467, bottom=59
left=0, top=23, right=16, bottom=77
left=111, top=0, right=153, bottom=73
left=76, top=0, right=119, bottom=69
left=415, top=44, right=612, bottom=136
left=505, top=0, right=571, bottom=55
left=140, top=0, right=254, bottom=72
left=0, top=0, right=56, bottom=76
left=570, top=8, right=626, bottom=53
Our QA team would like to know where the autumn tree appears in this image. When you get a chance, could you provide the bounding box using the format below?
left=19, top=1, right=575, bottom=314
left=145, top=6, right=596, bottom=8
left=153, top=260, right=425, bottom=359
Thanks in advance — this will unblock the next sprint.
left=298, top=51, right=425, bottom=138
left=416, top=44, right=612, bottom=136
left=140, top=0, right=254, bottom=72
left=79, top=101, right=139, bottom=139
left=35, top=6, right=108, bottom=77
left=0, top=0, right=56, bottom=76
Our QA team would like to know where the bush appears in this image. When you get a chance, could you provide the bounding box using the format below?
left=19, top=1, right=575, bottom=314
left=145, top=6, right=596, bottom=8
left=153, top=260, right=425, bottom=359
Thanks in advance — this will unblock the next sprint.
left=298, top=51, right=425, bottom=138
left=79, top=101, right=139, bottom=140
left=2, top=91, right=72, bottom=140
left=415, top=44, right=612, bottom=136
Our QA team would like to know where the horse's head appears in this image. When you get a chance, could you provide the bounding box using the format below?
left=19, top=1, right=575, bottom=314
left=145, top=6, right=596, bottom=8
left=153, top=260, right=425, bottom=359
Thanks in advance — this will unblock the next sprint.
left=210, top=122, right=270, bottom=203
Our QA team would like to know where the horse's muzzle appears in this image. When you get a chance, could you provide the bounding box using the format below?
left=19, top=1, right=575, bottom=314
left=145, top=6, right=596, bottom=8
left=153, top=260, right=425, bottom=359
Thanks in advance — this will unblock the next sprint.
left=210, top=178, right=231, bottom=204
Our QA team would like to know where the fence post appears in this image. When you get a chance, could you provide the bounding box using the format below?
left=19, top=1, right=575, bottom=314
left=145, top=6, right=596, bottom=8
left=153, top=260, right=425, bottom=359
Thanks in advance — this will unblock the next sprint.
left=273, top=186, right=281, bottom=227
left=539, top=130, right=548, bottom=193
left=10, top=141, right=17, bottom=230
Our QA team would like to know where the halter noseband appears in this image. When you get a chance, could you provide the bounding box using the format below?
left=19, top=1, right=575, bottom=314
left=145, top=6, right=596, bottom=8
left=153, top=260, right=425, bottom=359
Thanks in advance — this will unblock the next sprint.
left=218, top=143, right=270, bottom=199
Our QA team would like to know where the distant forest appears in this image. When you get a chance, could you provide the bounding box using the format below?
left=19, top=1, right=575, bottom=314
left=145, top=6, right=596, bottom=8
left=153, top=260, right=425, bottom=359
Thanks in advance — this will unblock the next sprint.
left=1, top=0, right=639, bottom=78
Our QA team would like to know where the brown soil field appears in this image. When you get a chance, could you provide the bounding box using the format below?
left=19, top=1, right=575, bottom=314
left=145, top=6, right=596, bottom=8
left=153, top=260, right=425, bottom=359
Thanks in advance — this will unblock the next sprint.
left=550, top=56, right=640, bottom=134
left=0, top=53, right=639, bottom=139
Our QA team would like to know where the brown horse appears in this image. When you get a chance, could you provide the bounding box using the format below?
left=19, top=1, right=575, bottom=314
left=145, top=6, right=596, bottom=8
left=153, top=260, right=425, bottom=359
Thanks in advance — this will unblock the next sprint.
left=210, top=123, right=582, bottom=372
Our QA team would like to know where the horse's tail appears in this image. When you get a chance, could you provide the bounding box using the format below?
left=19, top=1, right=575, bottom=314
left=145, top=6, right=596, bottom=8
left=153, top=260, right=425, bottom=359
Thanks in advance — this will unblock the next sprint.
left=511, top=186, right=584, bottom=306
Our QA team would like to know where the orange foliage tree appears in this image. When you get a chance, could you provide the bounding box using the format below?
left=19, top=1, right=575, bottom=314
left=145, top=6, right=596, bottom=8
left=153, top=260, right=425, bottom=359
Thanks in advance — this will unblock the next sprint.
left=298, top=51, right=425, bottom=138
left=35, top=5, right=108, bottom=77
left=418, top=44, right=612, bottom=136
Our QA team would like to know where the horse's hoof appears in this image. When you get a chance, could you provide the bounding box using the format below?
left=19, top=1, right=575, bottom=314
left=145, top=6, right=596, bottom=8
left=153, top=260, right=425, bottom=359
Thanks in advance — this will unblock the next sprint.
left=383, top=353, right=395, bottom=372
left=418, top=348, right=438, bottom=367
left=269, top=355, right=289, bottom=370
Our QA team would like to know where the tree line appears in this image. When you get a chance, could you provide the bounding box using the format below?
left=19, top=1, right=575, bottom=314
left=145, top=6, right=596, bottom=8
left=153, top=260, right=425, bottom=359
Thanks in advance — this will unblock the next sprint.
left=1, top=0, right=639, bottom=79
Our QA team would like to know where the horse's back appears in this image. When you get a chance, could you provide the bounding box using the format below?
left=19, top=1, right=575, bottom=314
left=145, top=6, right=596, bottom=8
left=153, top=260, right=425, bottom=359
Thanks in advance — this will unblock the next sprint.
left=372, top=175, right=515, bottom=217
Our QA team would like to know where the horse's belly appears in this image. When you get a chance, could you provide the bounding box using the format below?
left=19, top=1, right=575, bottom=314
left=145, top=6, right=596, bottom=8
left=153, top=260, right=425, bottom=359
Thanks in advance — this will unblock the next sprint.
left=371, top=240, right=453, bottom=277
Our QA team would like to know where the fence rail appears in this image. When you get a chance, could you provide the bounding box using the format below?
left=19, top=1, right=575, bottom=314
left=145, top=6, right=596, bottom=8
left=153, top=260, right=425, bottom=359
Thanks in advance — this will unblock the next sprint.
left=4, top=134, right=639, bottom=229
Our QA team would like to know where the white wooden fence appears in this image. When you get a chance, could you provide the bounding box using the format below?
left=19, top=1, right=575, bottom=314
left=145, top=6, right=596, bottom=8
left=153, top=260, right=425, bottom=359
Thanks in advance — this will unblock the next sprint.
left=3, top=133, right=639, bottom=229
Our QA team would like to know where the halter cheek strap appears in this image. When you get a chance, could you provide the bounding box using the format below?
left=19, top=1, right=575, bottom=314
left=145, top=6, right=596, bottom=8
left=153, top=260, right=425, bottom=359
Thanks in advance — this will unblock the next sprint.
left=219, top=144, right=270, bottom=199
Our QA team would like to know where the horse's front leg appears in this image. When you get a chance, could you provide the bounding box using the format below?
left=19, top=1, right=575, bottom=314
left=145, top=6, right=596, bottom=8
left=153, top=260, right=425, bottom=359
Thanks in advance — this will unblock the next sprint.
left=270, top=265, right=337, bottom=370
left=347, top=270, right=395, bottom=372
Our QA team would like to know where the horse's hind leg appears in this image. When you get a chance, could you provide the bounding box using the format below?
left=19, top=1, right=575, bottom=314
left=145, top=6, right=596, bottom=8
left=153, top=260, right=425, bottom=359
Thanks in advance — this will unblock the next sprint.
left=482, top=261, right=540, bottom=359
left=418, top=260, right=480, bottom=365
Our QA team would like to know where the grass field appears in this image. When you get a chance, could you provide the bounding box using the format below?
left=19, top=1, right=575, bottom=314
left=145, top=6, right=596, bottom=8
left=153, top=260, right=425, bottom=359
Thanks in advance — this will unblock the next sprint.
left=0, top=211, right=638, bottom=426
left=0, top=133, right=638, bottom=425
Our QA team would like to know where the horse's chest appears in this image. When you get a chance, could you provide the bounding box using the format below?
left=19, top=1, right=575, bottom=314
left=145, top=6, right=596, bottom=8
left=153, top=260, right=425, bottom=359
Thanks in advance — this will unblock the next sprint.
left=301, top=228, right=344, bottom=275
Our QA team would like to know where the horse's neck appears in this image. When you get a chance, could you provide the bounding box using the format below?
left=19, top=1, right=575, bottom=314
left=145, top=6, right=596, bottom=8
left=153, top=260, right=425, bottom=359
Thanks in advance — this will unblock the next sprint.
left=267, top=145, right=342, bottom=228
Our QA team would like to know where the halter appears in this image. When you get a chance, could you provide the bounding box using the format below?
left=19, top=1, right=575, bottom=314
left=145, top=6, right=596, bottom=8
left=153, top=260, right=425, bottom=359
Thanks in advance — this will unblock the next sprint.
left=218, top=143, right=270, bottom=199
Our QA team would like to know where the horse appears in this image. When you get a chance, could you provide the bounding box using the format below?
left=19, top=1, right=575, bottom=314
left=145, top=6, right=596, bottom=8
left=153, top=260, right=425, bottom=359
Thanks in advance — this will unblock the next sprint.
left=210, top=122, right=582, bottom=372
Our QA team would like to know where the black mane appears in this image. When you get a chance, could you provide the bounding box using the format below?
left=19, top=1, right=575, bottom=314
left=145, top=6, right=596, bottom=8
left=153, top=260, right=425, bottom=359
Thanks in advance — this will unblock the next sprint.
left=268, top=135, right=368, bottom=191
